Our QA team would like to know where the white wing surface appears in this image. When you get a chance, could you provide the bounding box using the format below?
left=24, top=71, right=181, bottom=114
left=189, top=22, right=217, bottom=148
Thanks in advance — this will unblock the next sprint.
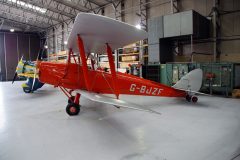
left=78, top=90, right=161, bottom=115
left=172, top=69, right=203, bottom=92
left=67, top=13, right=147, bottom=54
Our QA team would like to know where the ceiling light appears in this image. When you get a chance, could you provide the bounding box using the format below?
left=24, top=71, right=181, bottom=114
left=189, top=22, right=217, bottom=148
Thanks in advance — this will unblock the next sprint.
left=7, top=0, right=46, bottom=13
left=10, top=28, right=14, bottom=32
left=135, top=24, right=141, bottom=29
left=44, top=45, right=48, bottom=49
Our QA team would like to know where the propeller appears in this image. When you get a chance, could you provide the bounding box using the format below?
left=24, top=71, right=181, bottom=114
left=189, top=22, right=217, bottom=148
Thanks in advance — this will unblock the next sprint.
left=12, top=72, right=18, bottom=84
left=31, top=67, right=37, bottom=92
left=30, top=51, right=41, bottom=92
left=12, top=56, right=23, bottom=84
left=30, top=39, right=46, bottom=92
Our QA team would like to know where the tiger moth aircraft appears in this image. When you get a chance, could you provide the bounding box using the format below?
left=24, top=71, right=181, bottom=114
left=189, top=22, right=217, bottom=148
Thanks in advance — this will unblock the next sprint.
left=31, top=13, right=203, bottom=116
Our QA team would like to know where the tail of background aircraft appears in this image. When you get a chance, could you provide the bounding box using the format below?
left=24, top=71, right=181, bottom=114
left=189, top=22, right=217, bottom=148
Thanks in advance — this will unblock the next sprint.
left=172, top=69, right=203, bottom=93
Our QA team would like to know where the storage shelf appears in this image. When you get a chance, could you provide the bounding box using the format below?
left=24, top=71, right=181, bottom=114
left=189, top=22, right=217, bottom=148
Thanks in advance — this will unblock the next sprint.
left=118, top=44, right=148, bottom=49
left=99, top=61, right=139, bottom=63
left=119, top=53, right=139, bottom=56
left=98, top=54, right=114, bottom=57
left=119, top=61, right=139, bottom=63
left=97, top=41, right=148, bottom=72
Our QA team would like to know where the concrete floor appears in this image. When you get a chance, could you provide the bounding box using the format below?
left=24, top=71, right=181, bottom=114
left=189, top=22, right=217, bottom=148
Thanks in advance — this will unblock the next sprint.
left=0, top=82, right=240, bottom=160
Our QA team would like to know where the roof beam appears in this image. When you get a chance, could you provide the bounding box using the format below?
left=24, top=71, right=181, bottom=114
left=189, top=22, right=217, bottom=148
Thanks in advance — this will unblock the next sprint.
left=47, top=0, right=123, bottom=28
left=53, top=0, right=89, bottom=12
left=0, top=15, right=45, bottom=30
left=84, top=0, right=103, bottom=6
left=0, top=0, right=62, bottom=23
left=0, top=5, right=50, bottom=28
left=20, top=0, right=76, bottom=18
left=85, top=0, right=123, bottom=13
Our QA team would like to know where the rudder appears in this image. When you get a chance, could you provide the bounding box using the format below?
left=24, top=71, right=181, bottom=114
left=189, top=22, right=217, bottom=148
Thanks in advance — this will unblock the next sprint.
left=172, top=69, right=203, bottom=92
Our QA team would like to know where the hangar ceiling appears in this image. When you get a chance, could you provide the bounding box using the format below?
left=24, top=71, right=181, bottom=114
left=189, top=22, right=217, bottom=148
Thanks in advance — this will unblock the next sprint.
left=0, top=0, right=122, bottom=32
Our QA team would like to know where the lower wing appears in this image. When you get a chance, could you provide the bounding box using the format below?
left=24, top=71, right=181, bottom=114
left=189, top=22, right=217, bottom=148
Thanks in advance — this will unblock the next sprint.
left=78, top=90, right=161, bottom=115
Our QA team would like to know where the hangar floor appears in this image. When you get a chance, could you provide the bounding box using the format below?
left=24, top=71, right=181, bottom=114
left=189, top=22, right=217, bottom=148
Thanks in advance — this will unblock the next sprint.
left=0, top=82, right=240, bottom=160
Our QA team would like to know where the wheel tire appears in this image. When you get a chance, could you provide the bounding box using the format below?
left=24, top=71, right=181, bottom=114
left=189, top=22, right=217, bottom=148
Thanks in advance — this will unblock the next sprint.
left=191, top=96, right=198, bottom=103
left=23, top=87, right=32, bottom=93
left=66, top=103, right=80, bottom=116
left=68, top=96, right=75, bottom=104
left=186, top=94, right=191, bottom=102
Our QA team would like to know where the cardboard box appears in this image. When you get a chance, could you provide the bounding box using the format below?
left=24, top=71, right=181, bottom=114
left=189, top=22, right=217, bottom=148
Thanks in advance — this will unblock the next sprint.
left=232, top=89, right=240, bottom=98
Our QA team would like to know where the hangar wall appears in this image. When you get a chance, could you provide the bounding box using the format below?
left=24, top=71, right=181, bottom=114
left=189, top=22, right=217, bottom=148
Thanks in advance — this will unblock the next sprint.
left=0, top=32, right=40, bottom=81
left=47, top=0, right=240, bottom=63
left=104, top=0, right=240, bottom=63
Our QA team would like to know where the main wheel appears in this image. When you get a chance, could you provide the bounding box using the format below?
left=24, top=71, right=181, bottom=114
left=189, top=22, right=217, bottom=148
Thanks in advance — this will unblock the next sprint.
left=68, top=96, right=75, bottom=104
left=66, top=103, right=80, bottom=116
left=23, top=87, right=32, bottom=93
left=186, top=94, right=191, bottom=102
left=191, top=96, right=198, bottom=103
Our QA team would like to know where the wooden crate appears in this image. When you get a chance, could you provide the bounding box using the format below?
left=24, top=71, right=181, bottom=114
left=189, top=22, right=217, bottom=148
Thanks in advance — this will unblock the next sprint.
left=99, top=62, right=109, bottom=68
left=232, top=89, right=240, bottom=98
left=121, top=55, right=138, bottom=61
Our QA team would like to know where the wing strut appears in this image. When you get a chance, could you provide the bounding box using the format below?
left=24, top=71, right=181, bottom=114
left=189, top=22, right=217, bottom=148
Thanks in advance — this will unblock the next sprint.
left=106, top=44, right=119, bottom=99
left=77, top=34, right=91, bottom=91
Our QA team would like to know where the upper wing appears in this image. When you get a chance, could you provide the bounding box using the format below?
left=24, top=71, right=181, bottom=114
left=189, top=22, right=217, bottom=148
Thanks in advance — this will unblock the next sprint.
left=78, top=90, right=161, bottom=115
left=67, top=13, right=147, bottom=54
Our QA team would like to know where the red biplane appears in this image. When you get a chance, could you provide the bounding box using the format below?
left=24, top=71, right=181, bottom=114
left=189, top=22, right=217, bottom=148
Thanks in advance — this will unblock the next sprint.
left=36, top=13, right=203, bottom=116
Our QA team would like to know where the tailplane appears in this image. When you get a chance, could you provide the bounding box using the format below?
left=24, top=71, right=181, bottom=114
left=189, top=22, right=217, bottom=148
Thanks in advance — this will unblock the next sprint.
left=172, top=69, right=203, bottom=93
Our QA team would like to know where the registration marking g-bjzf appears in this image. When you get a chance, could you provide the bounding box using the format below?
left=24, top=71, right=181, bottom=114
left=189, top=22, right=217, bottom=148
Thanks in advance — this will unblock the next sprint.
left=129, top=84, right=163, bottom=95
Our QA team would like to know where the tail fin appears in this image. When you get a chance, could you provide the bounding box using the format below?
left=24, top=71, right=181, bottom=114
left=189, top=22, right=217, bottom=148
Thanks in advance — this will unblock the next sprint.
left=172, top=69, right=203, bottom=92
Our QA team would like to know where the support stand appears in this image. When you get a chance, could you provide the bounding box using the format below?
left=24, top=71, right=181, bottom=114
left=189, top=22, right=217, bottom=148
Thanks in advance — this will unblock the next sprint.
left=77, top=34, right=91, bottom=91
left=106, top=43, right=119, bottom=99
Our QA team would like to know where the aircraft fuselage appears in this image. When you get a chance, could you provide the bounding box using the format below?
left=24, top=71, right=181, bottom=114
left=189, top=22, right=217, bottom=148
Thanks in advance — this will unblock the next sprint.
left=38, top=62, right=186, bottom=98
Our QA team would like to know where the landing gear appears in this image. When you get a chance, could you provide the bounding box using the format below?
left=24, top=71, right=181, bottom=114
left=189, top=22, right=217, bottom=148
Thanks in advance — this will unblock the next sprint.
left=66, top=93, right=81, bottom=116
left=23, top=87, right=32, bottom=93
left=191, top=96, right=198, bottom=103
left=59, top=87, right=82, bottom=116
left=68, top=96, right=75, bottom=103
left=66, top=103, right=80, bottom=116
left=186, top=94, right=191, bottom=102
left=186, top=94, right=198, bottom=103
left=22, top=78, right=45, bottom=93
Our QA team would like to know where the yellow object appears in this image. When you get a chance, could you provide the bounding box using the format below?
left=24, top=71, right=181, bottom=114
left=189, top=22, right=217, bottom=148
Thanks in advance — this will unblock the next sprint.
left=21, top=83, right=29, bottom=88
left=15, top=58, right=38, bottom=78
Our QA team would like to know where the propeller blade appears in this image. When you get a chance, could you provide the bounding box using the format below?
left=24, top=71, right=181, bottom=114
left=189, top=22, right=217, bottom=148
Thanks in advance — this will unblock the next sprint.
left=31, top=67, right=37, bottom=92
left=12, top=72, right=18, bottom=84
left=30, top=39, right=45, bottom=93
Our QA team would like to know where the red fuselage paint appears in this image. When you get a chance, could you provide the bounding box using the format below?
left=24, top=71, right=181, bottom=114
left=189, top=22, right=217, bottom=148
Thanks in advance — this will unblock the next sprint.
left=38, top=62, right=186, bottom=97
